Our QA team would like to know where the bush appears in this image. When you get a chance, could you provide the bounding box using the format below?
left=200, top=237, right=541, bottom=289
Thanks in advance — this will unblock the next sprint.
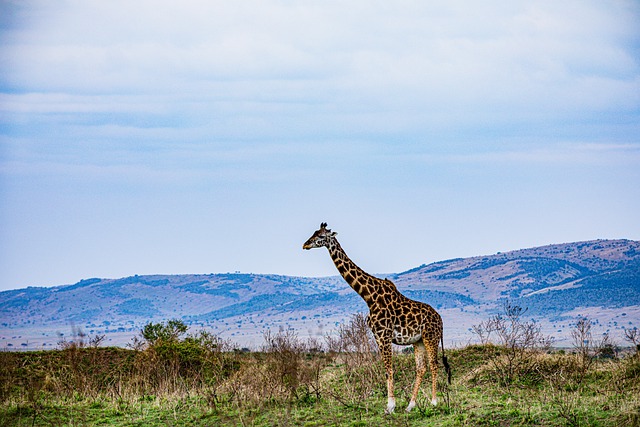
left=141, top=319, right=188, bottom=344
left=623, top=327, right=639, bottom=354
left=471, top=301, right=553, bottom=386
left=220, top=328, right=329, bottom=406
left=324, top=313, right=385, bottom=407
left=133, top=320, right=236, bottom=399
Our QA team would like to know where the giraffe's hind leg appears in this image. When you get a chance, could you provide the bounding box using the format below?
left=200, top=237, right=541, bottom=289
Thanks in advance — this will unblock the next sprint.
left=425, top=338, right=440, bottom=405
left=406, top=340, right=427, bottom=412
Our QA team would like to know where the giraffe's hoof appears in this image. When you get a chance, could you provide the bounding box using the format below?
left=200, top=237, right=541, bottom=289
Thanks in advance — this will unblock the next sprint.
left=385, top=398, right=396, bottom=414
left=405, top=401, right=416, bottom=412
left=431, top=398, right=438, bottom=406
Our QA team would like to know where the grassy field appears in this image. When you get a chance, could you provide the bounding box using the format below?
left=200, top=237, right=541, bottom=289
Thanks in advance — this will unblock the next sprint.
left=1, top=317, right=639, bottom=426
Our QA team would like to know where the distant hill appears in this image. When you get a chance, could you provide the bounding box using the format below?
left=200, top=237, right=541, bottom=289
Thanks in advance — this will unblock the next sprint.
left=392, top=239, right=640, bottom=316
left=1, top=239, right=639, bottom=349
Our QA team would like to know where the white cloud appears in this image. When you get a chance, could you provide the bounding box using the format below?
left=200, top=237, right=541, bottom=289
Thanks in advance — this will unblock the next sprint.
left=3, top=1, right=637, bottom=113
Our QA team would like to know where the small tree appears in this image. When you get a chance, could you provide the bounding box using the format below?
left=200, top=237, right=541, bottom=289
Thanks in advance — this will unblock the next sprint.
left=571, top=317, right=594, bottom=381
left=471, top=301, right=552, bottom=386
left=623, top=327, right=640, bottom=354
left=597, top=333, right=618, bottom=360
left=141, top=319, right=188, bottom=344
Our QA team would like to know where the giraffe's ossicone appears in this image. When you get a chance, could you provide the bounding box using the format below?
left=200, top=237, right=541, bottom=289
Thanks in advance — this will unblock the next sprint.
left=303, top=222, right=452, bottom=414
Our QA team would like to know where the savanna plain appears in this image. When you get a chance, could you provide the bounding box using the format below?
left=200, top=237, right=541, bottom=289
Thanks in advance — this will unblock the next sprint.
left=1, top=311, right=639, bottom=427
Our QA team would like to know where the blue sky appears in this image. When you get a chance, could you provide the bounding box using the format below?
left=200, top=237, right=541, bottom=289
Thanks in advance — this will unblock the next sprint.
left=1, top=0, right=639, bottom=291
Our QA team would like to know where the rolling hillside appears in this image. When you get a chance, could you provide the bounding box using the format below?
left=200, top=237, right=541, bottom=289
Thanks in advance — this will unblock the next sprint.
left=1, top=239, right=639, bottom=349
left=392, top=239, right=640, bottom=315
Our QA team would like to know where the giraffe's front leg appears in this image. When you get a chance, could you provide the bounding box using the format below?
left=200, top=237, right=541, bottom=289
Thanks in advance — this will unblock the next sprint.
left=385, top=374, right=396, bottom=414
left=376, top=338, right=395, bottom=414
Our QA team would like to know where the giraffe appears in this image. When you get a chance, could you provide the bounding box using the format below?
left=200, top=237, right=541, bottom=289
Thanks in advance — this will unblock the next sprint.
left=303, top=223, right=451, bottom=414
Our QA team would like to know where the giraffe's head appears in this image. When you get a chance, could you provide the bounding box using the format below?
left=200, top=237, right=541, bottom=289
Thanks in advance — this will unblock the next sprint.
left=303, top=222, right=337, bottom=250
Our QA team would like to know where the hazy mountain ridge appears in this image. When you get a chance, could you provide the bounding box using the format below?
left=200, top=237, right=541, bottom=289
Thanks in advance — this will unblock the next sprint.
left=1, top=239, right=639, bottom=349
left=392, top=239, right=640, bottom=308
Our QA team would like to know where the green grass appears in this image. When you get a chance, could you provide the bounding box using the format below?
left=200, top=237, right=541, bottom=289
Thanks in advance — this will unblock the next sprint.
left=2, top=384, right=638, bottom=427
left=1, top=343, right=639, bottom=426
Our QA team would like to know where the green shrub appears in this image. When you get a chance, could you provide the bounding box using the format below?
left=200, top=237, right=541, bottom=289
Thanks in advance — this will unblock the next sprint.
left=141, top=319, right=188, bottom=344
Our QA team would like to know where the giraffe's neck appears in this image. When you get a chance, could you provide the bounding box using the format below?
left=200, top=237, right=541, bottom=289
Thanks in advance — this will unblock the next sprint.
left=327, top=238, right=374, bottom=304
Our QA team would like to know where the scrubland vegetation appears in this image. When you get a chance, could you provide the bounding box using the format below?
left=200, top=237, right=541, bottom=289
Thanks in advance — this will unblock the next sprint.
left=1, top=308, right=639, bottom=426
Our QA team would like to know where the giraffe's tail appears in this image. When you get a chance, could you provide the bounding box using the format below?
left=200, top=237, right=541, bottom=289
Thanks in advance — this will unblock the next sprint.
left=441, top=333, right=452, bottom=384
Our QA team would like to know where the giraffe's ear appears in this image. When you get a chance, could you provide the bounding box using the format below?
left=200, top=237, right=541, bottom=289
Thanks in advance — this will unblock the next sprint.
left=330, top=231, right=338, bottom=237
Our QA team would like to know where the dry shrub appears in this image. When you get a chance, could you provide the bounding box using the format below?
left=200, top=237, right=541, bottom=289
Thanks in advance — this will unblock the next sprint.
left=471, top=301, right=553, bottom=387
left=221, top=315, right=384, bottom=410
left=222, top=316, right=387, bottom=411
left=262, top=328, right=307, bottom=399
left=0, top=346, right=135, bottom=406
left=623, top=327, right=640, bottom=354
left=571, top=317, right=598, bottom=383
left=220, top=354, right=281, bottom=405
left=324, top=313, right=385, bottom=407
left=543, top=318, right=636, bottom=427
left=221, top=328, right=329, bottom=407
left=611, top=352, right=640, bottom=395
left=546, top=369, right=586, bottom=427
left=465, top=349, right=577, bottom=388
